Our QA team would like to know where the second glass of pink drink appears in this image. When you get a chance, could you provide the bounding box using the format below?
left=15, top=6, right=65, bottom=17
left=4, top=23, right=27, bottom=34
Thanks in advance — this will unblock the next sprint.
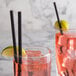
left=56, top=30, right=76, bottom=76
left=14, top=47, right=51, bottom=76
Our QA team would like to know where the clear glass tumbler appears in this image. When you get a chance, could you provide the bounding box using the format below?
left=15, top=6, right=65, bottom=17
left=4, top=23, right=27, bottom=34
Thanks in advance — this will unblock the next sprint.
left=56, top=30, right=76, bottom=76
left=13, top=47, right=51, bottom=76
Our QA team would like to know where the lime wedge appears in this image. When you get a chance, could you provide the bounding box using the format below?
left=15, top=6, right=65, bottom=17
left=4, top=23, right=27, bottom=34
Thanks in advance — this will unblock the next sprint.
left=54, top=20, right=69, bottom=31
left=1, top=46, right=26, bottom=57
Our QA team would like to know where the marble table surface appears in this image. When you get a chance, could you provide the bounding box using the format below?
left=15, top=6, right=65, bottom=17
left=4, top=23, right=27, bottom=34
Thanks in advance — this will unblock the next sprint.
left=0, top=0, right=76, bottom=76
left=0, top=30, right=57, bottom=76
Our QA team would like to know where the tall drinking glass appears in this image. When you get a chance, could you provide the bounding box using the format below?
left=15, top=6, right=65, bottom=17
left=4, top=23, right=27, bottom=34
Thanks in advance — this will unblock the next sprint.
left=14, top=47, right=51, bottom=76
left=56, top=30, right=76, bottom=76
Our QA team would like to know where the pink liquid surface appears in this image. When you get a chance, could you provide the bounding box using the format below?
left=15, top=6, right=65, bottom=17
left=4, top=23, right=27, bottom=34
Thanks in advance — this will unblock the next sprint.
left=14, top=51, right=51, bottom=76
left=56, top=33, right=76, bottom=76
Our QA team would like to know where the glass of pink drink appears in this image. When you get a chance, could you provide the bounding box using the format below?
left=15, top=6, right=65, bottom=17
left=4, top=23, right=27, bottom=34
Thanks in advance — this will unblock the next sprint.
left=56, top=30, right=76, bottom=76
left=13, top=47, right=51, bottom=76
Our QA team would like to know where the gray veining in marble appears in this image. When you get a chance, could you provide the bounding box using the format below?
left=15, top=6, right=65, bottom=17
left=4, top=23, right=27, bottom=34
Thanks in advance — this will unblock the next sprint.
left=0, top=0, right=76, bottom=76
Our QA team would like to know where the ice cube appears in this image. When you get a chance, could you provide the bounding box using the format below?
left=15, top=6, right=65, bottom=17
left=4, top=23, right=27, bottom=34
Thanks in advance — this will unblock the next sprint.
left=67, top=49, right=76, bottom=59
left=26, top=51, right=41, bottom=57
left=68, top=38, right=76, bottom=50
left=58, top=35, right=68, bottom=46
left=62, top=57, right=74, bottom=69
left=62, top=57, right=75, bottom=76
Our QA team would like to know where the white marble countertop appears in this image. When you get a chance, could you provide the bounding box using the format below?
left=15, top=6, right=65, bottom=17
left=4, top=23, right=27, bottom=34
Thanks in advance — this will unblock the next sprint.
left=0, top=0, right=76, bottom=76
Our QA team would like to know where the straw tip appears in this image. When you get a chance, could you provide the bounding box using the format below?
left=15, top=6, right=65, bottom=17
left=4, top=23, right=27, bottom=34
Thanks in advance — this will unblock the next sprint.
left=10, top=10, right=13, bottom=15
left=10, top=10, right=13, bottom=13
left=18, top=11, right=21, bottom=14
left=53, top=2, right=56, bottom=4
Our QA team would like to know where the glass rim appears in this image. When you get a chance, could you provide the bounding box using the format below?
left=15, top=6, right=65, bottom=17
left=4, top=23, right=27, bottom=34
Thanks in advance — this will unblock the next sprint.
left=55, top=29, right=76, bottom=35
left=1, top=46, right=51, bottom=59
left=14, top=53, right=51, bottom=60
left=15, top=46, right=51, bottom=59
left=55, top=29, right=76, bottom=32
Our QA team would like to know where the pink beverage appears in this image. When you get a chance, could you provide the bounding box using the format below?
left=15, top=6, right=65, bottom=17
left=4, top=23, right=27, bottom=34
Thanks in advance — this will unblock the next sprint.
left=13, top=47, right=51, bottom=76
left=56, top=32, right=76, bottom=76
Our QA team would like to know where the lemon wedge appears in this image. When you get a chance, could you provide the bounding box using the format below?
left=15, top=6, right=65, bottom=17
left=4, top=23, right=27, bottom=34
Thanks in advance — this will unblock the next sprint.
left=1, top=46, right=26, bottom=57
left=54, top=20, right=69, bottom=31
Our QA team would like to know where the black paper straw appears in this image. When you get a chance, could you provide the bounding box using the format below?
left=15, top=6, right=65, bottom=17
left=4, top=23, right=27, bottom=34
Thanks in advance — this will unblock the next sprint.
left=18, top=11, right=22, bottom=76
left=10, top=10, right=17, bottom=76
left=18, top=11, right=22, bottom=63
left=53, top=2, right=63, bottom=35
left=10, top=10, right=17, bottom=62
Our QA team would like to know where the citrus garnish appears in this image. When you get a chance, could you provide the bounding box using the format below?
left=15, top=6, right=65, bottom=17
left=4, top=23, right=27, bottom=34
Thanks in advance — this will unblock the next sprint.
left=1, top=46, right=26, bottom=57
left=54, top=20, right=69, bottom=31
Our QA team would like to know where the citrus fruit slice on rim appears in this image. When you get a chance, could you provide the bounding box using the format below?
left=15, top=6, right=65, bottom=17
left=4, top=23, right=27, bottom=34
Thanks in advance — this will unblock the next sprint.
left=1, top=46, right=26, bottom=57
left=54, top=20, right=69, bottom=31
